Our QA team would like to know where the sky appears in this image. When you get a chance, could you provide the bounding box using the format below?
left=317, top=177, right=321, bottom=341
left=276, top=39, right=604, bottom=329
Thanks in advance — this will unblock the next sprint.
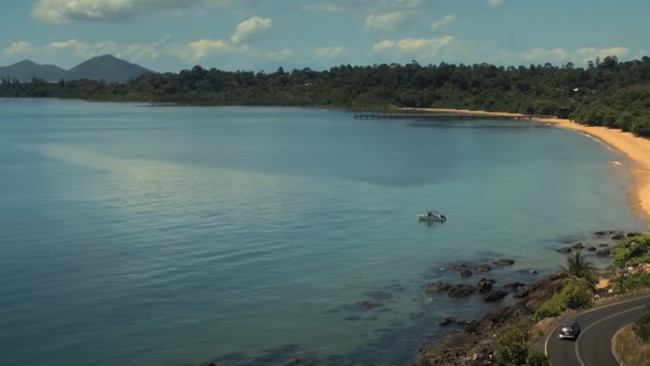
left=1, top=0, right=649, bottom=73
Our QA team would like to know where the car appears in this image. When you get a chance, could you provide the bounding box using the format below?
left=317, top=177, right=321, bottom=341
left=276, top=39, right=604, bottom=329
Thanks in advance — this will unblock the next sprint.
left=558, top=320, right=581, bottom=340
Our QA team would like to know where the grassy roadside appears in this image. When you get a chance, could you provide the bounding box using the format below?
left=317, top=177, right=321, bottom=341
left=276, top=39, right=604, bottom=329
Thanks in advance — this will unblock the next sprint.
left=612, top=324, right=650, bottom=366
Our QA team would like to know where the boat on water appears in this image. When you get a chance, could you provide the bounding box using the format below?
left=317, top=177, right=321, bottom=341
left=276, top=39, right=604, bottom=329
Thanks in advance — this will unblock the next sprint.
left=417, top=211, right=447, bottom=222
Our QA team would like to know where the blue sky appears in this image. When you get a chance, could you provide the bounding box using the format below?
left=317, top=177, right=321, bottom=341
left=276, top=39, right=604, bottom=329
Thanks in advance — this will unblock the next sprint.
left=1, top=0, right=649, bottom=72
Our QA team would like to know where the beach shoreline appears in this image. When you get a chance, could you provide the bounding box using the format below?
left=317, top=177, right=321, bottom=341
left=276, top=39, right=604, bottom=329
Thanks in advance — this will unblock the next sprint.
left=405, top=108, right=650, bottom=226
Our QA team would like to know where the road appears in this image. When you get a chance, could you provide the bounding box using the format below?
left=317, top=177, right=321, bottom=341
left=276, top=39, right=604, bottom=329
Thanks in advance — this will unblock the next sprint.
left=544, top=295, right=650, bottom=366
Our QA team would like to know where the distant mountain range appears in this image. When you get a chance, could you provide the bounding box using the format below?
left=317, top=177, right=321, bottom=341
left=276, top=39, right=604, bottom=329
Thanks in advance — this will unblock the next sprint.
left=0, top=54, right=151, bottom=83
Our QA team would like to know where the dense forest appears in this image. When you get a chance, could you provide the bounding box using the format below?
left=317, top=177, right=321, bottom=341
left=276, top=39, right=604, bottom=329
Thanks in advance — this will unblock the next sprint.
left=2, top=55, right=650, bottom=136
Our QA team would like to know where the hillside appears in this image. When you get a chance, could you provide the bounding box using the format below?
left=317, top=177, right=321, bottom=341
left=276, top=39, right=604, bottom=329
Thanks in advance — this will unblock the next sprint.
left=0, top=55, right=151, bottom=83
left=0, top=60, right=67, bottom=82
left=68, top=54, right=151, bottom=83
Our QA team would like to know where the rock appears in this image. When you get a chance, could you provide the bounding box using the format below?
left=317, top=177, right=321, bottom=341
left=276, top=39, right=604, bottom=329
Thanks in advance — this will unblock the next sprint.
left=492, top=259, right=514, bottom=266
left=594, top=230, right=607, bottom=236
left=476, top=278, right=495, bottom=294
left=512, top=288, right=529, bottom=298
left=460, top=268, right=473, bottom=277
left=473, top=264, right=492, bottom=273
left=627, top=232, right=642, bottom=237
left=448, top=284, right=475, bottom=298
left=483, top=290, right=508, bottom=302
left=587, top=246, right=597, bottom=251
left=199, top=362, right=217, bottom=366
left=597, top=248, right=611, bottom=256
left=557, top=247, right=572, bottom=254
left=438, top=317, right=455, bottom=326
left=451, top=264, right=469, bottom=271
left=599, top=243, right=609, bottom=247
left=426, top=281, right=451, bottom=292
left=572, top=242, right=585, bottom=249
left=355, top=300, right=378, bottom=309
left=529, top=269, right=538, bottom=274
left=284, top=358, right=300, bottom=365
left=611, top=232, right=625, bottom=240
left=503, top=281, right=526, bottom=290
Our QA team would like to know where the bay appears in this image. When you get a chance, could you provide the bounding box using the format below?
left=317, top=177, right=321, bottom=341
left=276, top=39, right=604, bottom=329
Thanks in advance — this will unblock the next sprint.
left=0, top=99, right=644, bottom=365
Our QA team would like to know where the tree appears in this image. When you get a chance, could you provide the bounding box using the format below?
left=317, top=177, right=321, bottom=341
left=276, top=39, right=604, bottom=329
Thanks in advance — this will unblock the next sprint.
left=559, top=251, right=596, bottom=283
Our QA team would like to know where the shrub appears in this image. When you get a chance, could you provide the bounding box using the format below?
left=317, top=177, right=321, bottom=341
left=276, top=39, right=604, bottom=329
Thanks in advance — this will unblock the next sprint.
left=495, top=322, right=551, bottom=366
left=623, top=271, right=650, bottom=291
left=535, top=294, right=565, bottom=320
left=534, top=276, right=594, bottom=320
left=562, top=276, right=594, bottom=309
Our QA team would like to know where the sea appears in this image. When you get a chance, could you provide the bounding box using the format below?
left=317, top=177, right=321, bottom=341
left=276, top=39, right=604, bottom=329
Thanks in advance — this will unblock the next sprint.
left=0, top=99, right=646, bottom=366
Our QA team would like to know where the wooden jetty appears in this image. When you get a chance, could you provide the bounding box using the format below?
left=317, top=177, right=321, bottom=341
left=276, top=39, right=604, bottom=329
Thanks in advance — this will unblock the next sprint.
left=353, top=113, right=543, bottom=121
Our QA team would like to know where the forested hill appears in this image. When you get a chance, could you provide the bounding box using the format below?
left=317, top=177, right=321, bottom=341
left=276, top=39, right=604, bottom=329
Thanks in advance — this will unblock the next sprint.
left=1, top=55, right=650, bottom=136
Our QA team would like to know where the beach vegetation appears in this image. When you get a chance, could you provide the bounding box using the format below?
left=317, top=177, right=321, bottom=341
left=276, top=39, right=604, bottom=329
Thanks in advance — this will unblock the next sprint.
left=611, top=235, right=650, bottom=268
left=2, top=56, right=650, bottom=136
left=534, top=276, right=593, bottom=320
left=495, top=321, right=551, bottom=366
left=558, top=251, right=597, bottom=283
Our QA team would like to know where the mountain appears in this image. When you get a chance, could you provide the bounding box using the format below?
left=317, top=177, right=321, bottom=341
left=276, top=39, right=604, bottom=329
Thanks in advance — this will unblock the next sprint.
left=0, top=55, right=151, bottom=83
left=68, top=54, right=151, bottom=83
left=0, top=60, right=68, bottom=82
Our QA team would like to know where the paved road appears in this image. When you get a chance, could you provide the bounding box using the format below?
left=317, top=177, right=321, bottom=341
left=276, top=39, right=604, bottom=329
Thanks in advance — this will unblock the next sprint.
left=545, top=295, right=650, bottom=366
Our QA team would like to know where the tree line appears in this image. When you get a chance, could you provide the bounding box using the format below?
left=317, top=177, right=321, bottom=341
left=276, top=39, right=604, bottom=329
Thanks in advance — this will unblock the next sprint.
left=1, top=55, right=650, bottom=136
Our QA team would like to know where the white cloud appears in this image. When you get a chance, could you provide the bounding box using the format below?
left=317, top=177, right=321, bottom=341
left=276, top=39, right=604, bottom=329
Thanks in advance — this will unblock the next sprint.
left=372, top=36, right=454, bottom=60
left=313, top=46, right=345, bottom=59
left=163, top=39, right=231, bottom=61
left=487, top=0, right=504, bottom=7
left=519, top=46, right=629, bottom=63
left=31, top=0, right=245, bottom=23
left=267, top=49, right=293, bottom=61
left=576, top=47, right=629, bottom=61
left=521, top=47, right=569, bottom=61
left=430, top=15, right=455, bottom=31
left=45, top=39, right=87, bottom=51
left=365, top=10, right=415, bottom=31
left=2, top=41, right=35, bottom=56
left=230, top=16, right=272, bottom=44
left=372, top=40, right=396, bottom=53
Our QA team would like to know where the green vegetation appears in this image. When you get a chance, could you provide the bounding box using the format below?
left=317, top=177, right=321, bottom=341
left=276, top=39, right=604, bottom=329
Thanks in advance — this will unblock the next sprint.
left=610, top=234, right=650, bottom=292
left=611, top=235, right=650, bottom=269
left=2, top=56, right=650, bottom=136
left=535, top=276, right=594, bottom=320
left=558, top=251, right=597, bottom=283
left=495, top=321, right=550, bottom=366
left=633, top=304, right=650, bottom=342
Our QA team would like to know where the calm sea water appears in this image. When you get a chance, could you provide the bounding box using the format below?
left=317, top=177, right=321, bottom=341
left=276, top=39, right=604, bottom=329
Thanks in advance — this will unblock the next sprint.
left=0, top=99, right=646, bottom=366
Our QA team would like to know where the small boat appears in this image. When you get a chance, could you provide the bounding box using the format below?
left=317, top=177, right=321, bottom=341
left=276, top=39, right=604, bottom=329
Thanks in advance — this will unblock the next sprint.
left=417, top=211, right=447, bottom=222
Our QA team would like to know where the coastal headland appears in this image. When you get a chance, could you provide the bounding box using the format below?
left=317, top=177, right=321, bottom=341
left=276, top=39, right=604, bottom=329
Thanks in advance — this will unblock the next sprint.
left=404, top=108, right=650, bottom=225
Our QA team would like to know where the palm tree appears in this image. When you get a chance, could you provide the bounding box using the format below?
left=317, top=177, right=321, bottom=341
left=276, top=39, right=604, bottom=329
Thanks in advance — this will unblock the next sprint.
left=559, top=251, right=597, bottom=283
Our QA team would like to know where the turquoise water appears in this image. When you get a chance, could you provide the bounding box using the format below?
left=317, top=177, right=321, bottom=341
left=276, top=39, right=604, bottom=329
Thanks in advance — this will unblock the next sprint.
left=0, top=99, right=645, bottom=366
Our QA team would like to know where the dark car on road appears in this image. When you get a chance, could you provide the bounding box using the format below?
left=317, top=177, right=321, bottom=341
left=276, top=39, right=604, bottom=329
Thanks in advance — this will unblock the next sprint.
left=558, top=320, right=581, bottom=340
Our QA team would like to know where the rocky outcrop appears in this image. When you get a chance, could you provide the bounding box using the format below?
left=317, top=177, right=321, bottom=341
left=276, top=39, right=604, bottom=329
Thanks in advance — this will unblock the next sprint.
left=448, top=284, right=475, bottom=298
left=426, top=281, right=451, bottom=292
left=476, top=278, right=494, bottom=294
left=415, top=276, right=564, bottom=366
left=492, top=259, right=514, bottom=266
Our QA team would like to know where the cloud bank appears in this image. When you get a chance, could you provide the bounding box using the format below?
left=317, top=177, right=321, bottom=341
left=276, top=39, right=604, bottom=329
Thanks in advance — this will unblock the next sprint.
left=31, top=0, right=243, bottom=22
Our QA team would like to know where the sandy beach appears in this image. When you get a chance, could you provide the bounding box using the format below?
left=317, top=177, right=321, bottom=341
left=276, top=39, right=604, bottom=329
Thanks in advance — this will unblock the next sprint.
left=410, top=108, right=650, bottom=225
